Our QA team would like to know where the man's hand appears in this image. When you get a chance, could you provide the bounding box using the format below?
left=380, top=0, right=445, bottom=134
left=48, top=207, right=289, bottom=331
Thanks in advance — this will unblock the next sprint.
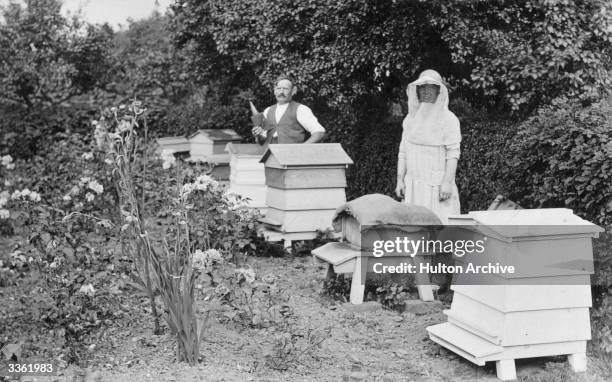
left=439, top=182, right=453, bottom=202
left=252, top=126, right=264, bottom=136
left=395, top=181, right=405, bottom=199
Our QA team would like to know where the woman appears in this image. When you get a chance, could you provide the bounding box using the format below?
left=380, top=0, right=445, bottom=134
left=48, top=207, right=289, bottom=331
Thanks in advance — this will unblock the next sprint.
left=395, top=69, right=461, bottom=222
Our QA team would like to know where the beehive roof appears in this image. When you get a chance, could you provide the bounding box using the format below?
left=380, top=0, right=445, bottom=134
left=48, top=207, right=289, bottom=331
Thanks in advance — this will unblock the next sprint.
left=157, top=136, right=189, bottom=142
left=189, top=129, right=242, bottom=140
left=225, top=143, right=267, bottom=156
left=448, top=209, right=604, bottom=239
left=260, top=143, right=353, bottom=166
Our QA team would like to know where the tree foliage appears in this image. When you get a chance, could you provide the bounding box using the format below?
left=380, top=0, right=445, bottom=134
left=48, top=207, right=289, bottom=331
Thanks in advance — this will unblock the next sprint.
left=170, top=0, right=612, bottom=117
left=110, top=13, right=189, bottom=105
left=0, top=0, right=113, bottom=107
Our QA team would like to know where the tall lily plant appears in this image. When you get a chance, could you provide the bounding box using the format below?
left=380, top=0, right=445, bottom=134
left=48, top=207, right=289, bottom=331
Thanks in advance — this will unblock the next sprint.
left=93, top=101, right=161, bottom=334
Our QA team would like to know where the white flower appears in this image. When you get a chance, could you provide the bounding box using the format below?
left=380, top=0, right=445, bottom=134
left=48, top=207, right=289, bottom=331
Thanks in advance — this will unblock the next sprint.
left=78, top=284, right=95, bottom=297
left=196, top=174, right=218, bottom=188
left=223, top=191, right=248, bottom=210
left=161, top=150, right=176, bottom=169
left=70, top=185, right=80, bottom=196
left=236, top=267, right=256, bottom=283
left=104, top=157, right=113, bottom=165
left=28, top=191, right=41, bottom=203
left=1, top=155, right=12, bottom=167
left=0, top=191, right=9, bottom=208
left=125, top=215, right=138, bottom=223
left=87, top=180, right=103, bottom=194
left=79, top=177, right=91, bottom=186
left=85, top=193, right=95, bottom=202
left=82, top=152, right=94, bottom=161
left=5, top=163, right=14, bottom=170
left=20, top=188, right=31, bottom=197
left=117, top=120, right=131, bottom=133
left=10, top=190, right=21, bottom=200
left=63, top=194, right=72, bottom=202
left=181, top=183, right=195, bottom=197
left=91, top=120, right=98, bottom=126
left=94, top=124, right=107, bottom=150
left=191, top=249, right=223, bottom=272
left=0, top=209, right=9, bottom=219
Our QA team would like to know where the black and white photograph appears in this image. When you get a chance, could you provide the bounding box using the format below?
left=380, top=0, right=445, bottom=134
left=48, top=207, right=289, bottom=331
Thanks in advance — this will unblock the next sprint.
left=0, top=0, right=611, bottom=381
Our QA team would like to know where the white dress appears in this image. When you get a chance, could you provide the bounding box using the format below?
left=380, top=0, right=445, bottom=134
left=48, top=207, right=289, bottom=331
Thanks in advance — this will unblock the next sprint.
left=398, top=140, right=461, bottom=223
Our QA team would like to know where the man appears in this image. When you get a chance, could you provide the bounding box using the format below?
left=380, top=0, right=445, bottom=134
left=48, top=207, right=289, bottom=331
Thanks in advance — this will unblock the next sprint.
left=252, top=75, right=326, bottom=144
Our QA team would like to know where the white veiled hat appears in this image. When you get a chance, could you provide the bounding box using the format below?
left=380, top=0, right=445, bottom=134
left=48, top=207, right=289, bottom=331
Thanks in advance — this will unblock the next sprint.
left=403, top=69, right=461, bottom=146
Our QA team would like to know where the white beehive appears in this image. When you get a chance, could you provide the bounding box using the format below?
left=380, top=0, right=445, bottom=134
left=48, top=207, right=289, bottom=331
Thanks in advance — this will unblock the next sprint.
left=427, top=208, right=603, bottom=381
left=259, top=143, right=353, bottom=235
left=156, top=136, right=190, bottom=154
left=188, top=129, right=242, bottom=181
left=225, top=143, right=267, bottom=209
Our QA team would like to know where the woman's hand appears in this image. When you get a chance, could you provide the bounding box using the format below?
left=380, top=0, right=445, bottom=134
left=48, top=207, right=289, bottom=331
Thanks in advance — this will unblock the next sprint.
left=395, top=181, right=405, bottom=199
left=439, top=182, right=453, bottom=202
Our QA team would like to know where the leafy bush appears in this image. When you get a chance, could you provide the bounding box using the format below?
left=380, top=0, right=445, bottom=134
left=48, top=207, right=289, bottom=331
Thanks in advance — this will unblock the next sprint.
left=455, top=111, right=519, bottom=212
left=2, top=183, right=118, bottom=362
left=504, top=97, right=612, bottom=226
left=0, top=105, right=98, bottom=160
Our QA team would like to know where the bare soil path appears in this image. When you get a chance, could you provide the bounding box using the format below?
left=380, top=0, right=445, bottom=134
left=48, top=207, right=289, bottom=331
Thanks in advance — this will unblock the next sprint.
left=2, top=249, right=611, bottom=382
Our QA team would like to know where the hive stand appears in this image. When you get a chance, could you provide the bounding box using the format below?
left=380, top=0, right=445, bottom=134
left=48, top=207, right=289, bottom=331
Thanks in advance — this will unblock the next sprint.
left=260, top=227, right=320, bottom=251
left=426, top=209, right=603, bottom=381
left=312, top=240, right=435, bottom=304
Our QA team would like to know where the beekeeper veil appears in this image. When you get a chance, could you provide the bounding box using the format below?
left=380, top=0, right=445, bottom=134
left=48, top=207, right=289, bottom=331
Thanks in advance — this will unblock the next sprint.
left=403, top=69, right=461, bottom=146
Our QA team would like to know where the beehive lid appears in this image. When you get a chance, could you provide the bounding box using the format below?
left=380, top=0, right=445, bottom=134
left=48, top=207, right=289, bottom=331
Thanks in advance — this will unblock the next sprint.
left=189, top=129, right=242, bottom=141
left=225, top=143, right=266, bottom=156
left=186, top=154, right=230, bottom=164
left=448, top=209, right=604, bottom=240
left=259, top=143, right=353, bottom=168
left=157, top=136, right=189, bottom=143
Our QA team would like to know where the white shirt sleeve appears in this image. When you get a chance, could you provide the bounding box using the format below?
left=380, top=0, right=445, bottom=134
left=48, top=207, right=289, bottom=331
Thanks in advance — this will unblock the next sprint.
left=296, top=105, right=325, bottom=133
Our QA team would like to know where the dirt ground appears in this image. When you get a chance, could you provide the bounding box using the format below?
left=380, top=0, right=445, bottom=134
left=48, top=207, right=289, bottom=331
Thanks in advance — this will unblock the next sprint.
left=2, top=252, right=612, bottom=382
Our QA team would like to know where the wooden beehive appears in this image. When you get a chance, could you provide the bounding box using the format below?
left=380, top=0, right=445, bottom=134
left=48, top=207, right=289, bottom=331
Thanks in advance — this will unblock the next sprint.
left=427, top=208, right=603, bottom=380
left=188, top=129, right=242, bottom=181
left=259, top=144, right=352, bottom=234
left=156, top=136, right=190, bottom=154
left=189, top=129, right=242, bottom=158
left=225, top=143, right=267, bottom=209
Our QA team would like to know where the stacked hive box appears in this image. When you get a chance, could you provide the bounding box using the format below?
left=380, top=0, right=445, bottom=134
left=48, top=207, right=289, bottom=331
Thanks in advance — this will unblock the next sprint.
left=427, top=209, right=603, bottom=381
left=224, top=143, right=267, bottom=211
left=259, top=144, right=352, bottom=246
left=188, top=129, right=242, bottom=181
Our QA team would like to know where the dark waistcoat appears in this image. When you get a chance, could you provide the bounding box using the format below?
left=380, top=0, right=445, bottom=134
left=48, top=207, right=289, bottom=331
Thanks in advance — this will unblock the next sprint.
left=263, top=101, right=307, bottom=144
